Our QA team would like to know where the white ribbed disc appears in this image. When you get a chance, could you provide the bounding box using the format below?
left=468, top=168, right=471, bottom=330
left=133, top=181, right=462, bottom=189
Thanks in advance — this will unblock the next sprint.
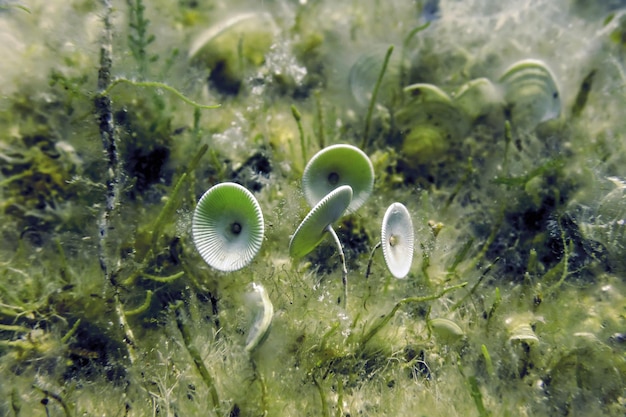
left=381, top=202, right=414, bottom=278
left=192, top=182, right=264, bottom=272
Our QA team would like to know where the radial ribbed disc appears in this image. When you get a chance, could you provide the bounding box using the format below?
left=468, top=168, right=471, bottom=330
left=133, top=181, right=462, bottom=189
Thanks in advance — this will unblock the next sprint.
left=499, top=59, right=561, bottom=126
left=302, top=144, right=373, bottom=214
left=289, top=185, right=353, bottom=258
left=381, top=202, right=414, bottom=278
left=192, top=182, right=264, bottom=272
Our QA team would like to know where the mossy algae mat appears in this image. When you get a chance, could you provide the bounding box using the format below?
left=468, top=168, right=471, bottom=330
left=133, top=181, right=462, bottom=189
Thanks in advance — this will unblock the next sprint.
left=0, top=0, right=625, bottom=416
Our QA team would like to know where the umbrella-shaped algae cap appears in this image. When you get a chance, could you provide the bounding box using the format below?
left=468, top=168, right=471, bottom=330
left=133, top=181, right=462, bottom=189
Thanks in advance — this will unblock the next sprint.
left=381, top=202, right=414, bottom=278
left=192, top=182, right=264, bottom=272
left=289, top=185, right=353, bottom=258
left=498, top=58, right=561, bottom=128
left=302, top=144, right=373, bottom=214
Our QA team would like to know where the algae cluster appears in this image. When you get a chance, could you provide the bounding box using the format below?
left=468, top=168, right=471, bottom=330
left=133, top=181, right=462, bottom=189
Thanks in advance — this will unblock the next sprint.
left=0, top=0, right=625, bottom=416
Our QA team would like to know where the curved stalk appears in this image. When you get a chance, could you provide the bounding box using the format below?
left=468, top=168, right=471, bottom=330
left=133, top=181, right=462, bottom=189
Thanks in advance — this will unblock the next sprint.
left=327, top=225, right=348, bottom=309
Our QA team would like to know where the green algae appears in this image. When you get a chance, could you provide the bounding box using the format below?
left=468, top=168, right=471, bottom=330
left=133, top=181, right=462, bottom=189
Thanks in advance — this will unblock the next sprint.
left=0, top=1, right=625, bottom=416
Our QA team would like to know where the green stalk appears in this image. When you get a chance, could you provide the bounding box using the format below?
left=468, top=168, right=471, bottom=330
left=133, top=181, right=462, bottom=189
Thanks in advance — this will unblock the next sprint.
left=33, top=384, right=71, bottom=417
left=360, top=282, right=467, bottom=347
left=142, top=271, right=185, bottom=283
left=99, top=78, right=220, bottom=109
left=175, top=306, right=221, bottom=414
left=292, top=104, right=307, bottom=167
left=481, top=344, right=495, bottom=377
left=312, top=374, right=330, bottom=417
left=450, top=258, right=498, bottom=312
left=150, top=173, right=187, bottom=252
left=124, top=291, right=153, bottom=316
left=364, top=241, right=382, bottom=280
left=327, top=226, right=348, bottom=309
left=60, top=319, right=82, bottom=344
left=362, top=45, right=394, bottom=150
left=315, top=91, right=326, bottom=149
left=400, top=22, right=430, bottom=90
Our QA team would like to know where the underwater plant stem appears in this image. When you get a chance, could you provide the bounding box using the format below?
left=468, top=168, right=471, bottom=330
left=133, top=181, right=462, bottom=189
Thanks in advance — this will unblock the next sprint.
left=143, top=271, right=185, bottom=283
left=466, top=206, right=504, bottom=273
left=361, top=45, right=394, bottom=150
left=0, top=171, right=31, bottom=188
left=400, top=22, right=430, bottom=91
left=94, top=3, right=139, bottom=365
left=126, top=0, right=153, bottom=78
left=0, top=324, right=31, bottom=334
left=291, top=104, right=307, bottom=167
left=149, top=172, right=188, bottom=252
left=251, top=358, right=268, bottom=416
left=312, top=374, right=330, bottom=417
left=526, top=248, right=539, bottom=275
left=364, top=241, right=381, bottom=280
left=315, top=91, right=326, bottom=149
left=189, top=112, right=204, bottom=206
left=335, top=378, right=344, bottom=417
left=486, top=287, right=501, bottom=327
left=466, top=375, right=490, bottom=417
left=327, top=226, right=348, bottom=309
left=139, top=144, right=204, bottom=264
left=124, top=290, right=153, bottom=316
left=95, top=0, right=120, bottom=285
left=54, top=239, right=71, bottom=284
left=0, top=4, right=31, bottom=13
left=359, top=282, right=467, bottom=347
left=114, top=292, right=138, bottom=364
left=60, top=319, right=81, bottom=344
left=318, top=322, right=340, bottom=353
left=0, top=304, right=22, bottom=319
left=444, top=157, right=474, bottom=210
left=98, top=78, right=220, bottom=109
left=447, top=238, right=474, bottom=277
left=420, top=242, right=431, bottom=283
left=503, top=120, right=512, bottom=172
left=33, top=384, right=71, bottom=417
left=544, top=221, right=571, bottom=296
left=481, top=344, right=495, bottom=377
left=363, top=242, right=382, bottom=310
left=175, top=306, right=221, bottom=415
left=450, top=257, right=498, bottom=312
left=188, top=143, right=208, bottom=174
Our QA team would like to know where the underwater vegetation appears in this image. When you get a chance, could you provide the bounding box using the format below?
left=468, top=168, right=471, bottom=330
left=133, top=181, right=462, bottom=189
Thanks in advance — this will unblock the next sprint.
left=0, top=0, right=625, bottom=416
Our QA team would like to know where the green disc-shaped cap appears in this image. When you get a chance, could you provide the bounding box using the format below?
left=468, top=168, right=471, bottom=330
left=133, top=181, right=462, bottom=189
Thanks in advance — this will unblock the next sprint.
left=381, top=202, right=414, bottom=278
left=289, top=185, right=353, bottom=258
left=402, top=83, right=451, bottom=102
left=499, top=59, right=561, bottom=128
left=302, top=144, right=373, bottom=214
left=192, top=182, right=264, bottom=272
